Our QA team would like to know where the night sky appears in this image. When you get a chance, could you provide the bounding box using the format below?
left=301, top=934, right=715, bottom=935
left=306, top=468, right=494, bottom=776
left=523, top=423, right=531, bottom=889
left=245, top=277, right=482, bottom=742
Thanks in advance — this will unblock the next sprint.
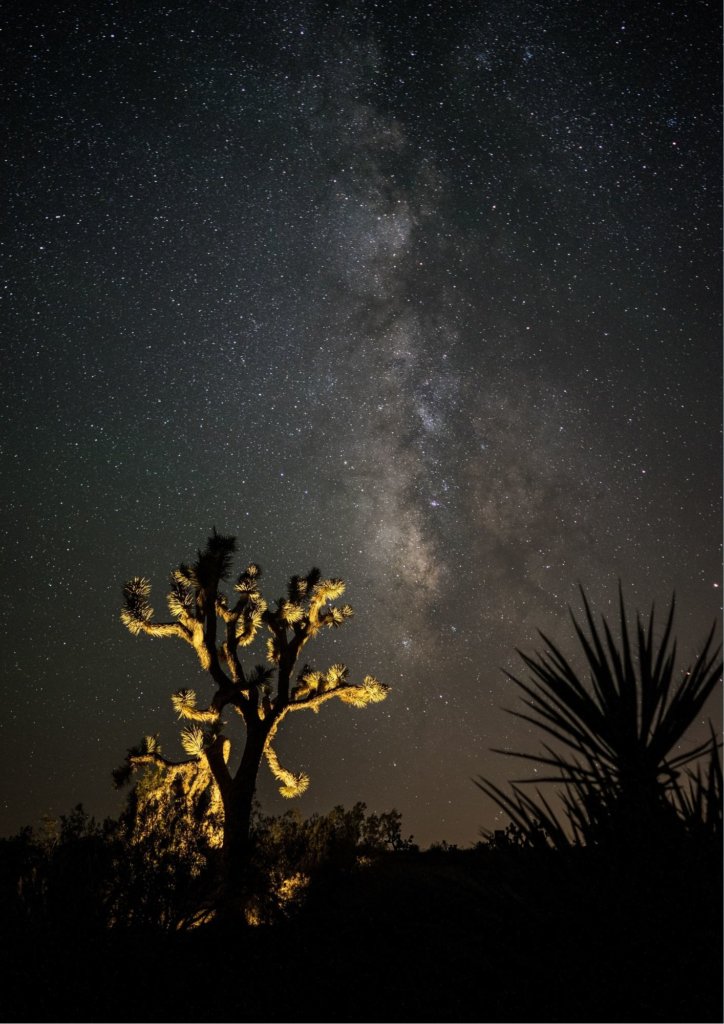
left=2, top=0, right=721, bottom=847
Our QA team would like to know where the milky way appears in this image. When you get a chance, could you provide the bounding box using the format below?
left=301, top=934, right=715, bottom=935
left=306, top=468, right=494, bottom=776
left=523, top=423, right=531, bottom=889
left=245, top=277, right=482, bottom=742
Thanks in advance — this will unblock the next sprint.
left=1, top=0, right=720, bottom=845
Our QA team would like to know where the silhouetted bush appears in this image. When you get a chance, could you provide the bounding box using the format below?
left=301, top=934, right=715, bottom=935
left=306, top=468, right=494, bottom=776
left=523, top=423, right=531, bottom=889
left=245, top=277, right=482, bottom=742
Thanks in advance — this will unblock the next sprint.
left=477, top=587, right=722, bottom=853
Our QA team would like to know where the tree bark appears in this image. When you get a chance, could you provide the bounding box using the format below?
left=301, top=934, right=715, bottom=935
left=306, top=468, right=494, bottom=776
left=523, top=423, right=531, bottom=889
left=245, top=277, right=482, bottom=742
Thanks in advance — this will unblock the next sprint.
left=218, top=722, right=269, bottom=918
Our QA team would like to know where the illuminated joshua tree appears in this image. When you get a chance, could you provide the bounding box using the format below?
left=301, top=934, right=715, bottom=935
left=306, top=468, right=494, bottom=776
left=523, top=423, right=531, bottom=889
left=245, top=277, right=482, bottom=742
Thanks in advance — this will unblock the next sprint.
left=115, top=530, right=388, bottom=905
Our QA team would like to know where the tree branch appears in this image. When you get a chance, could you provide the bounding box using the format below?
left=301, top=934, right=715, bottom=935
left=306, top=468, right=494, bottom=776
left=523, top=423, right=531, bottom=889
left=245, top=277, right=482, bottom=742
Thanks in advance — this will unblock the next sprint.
left=286, top=676, right=389, bottom=714
left=122, top=616, right=192, bottom=642
left=128, top=750, right=197, bottom=772
left=204, top=734, right=233, bottom=802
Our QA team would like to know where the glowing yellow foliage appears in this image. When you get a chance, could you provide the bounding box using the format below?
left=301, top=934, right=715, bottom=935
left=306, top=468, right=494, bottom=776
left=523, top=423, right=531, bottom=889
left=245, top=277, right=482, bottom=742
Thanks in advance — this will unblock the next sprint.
left=313, top=578, right=345, bottom=602
left=325, top=663, right=347, bottom=686
left=279, top=600, right=304, bottom=624
left=236, top=607, right=263, bottom=645
left=120, top=607, right=149, bottom=636
left=264, top=744, right=310, bottom=798
left=171, top=689, right=197, bottom=717
left=278, top=872, right=310, bottom=905
left=180, top=726, right=205, bottom=757
left=337, top=675, right=389, bottom=707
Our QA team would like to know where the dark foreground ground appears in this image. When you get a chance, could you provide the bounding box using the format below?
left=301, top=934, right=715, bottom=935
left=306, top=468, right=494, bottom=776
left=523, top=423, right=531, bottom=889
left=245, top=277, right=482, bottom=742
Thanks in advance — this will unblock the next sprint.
left=2, top=845, right=721, bottom=1023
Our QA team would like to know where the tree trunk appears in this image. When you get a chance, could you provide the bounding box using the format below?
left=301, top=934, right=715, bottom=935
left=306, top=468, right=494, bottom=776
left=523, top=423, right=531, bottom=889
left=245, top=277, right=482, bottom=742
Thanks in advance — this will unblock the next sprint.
left=218, top=724, right=268, bottom=920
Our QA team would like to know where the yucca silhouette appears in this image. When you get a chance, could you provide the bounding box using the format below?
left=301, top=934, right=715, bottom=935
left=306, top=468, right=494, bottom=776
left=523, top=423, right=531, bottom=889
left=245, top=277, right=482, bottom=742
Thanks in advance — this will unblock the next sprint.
left=478, top=587, right=722, bottom=848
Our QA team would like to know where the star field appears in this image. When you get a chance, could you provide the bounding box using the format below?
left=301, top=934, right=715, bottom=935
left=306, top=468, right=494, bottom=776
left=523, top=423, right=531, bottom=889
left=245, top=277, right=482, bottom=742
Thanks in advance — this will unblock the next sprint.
left=1, top=0, right=721, bottom=846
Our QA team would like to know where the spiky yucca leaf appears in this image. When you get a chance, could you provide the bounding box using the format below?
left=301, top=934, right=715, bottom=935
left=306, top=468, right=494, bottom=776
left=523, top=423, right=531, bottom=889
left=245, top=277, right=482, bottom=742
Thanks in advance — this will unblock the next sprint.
left=265, top=744, right=310, bottom=798
left=362, top=675, right=389, bottom=702
left=167, top=589, right=192, bottom=620
left=287, top=574, right=308, bottom=601
left=249, top=664, right=275, bottom=688
left=479, top=587, right=722, bottom=847
left=474, top=776, right=572, bottom=851
left=171, top=689, right=197, bottom=717
left=304, top=567, right=321, bottom=589
left=504, top=588, right=721, bottom=793
left=234, top=563, right=262, bottom=599
left=170, top=568, right=193, bottom=588
left=325, top=663, right=348, bottom=687
left=279, top=600, right=304, bottom=624
left=120, top=577, right=154, bottom=634
left=669, top=724, right=722, bottom=838
left=266, top=636, right=280, bottom=664
left=236, top=607, right=263, bottom=645
left=313, top=578, right=345, bottom=603
left=337, top=675, right=389, bottom=707
left=175, top=562, right=199, bottom=589
left=180, top=726, right=206, bottom=757
left=142, top=734, right=161, bottom=754
left=318, top=604, right=353, bottom=629
left=278, top=775, right=310, bottom=798
left=292, top=669, right=322, bottom=701
left=195, top=528, right=237, bottom=584
left=170, top=689, right=219, bottom=723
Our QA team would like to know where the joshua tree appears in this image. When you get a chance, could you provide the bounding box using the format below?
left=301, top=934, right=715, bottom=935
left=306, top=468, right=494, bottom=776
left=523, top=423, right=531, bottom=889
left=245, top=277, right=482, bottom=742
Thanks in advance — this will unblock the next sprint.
left=115, top=530, right=388, bottom=908
left=477, top=587, right=722, bottom=848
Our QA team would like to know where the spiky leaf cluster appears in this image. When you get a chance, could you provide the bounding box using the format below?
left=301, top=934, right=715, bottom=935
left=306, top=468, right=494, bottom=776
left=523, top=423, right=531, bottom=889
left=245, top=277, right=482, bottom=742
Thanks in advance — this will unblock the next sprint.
left=337, top=676, right=389, bottom=707
left=169, top=689, right=219, bottom=723
left=670, top=726, right=723, bottom=839
left=234, top=606, right=264, bottom=646
left=323, top=604, right=354, bottom=628
left=477, top=587, right=722, bottom=848
left=193, top=528, right=237, bottom=588
left=180, top=726, right=206, bottom=758
left=504, top=589, right=721, bottom=791
left=325, top=663, right=347, bottom=686
left=264, top=574, right=355, bottom=665
left=278, top=599, right=304, bottom=624
left=291, top=663, right=351, bottom=701
left=229, top=564, right=267, bottom=646
left=167, top=570, right=196, bottom=620
left=292, top=668, right=322, bottom=701
left=237, top=563, right=261, bottom=587
left=279, top=777, right=310, bottom=798
left=233, top=564, right=263, bottom=604
left=171, top=689, right=197, bottom=718
left=248, top=664, right=275, bottom=691
left=312, top=578, right=346, bottom=603
left=120, top=577, right=154, bottom=635
left=170, top=563, right=205, bottom=603
left=265, top=744, right=311, bottom=799
left=287, top=568, right=320, bottom=602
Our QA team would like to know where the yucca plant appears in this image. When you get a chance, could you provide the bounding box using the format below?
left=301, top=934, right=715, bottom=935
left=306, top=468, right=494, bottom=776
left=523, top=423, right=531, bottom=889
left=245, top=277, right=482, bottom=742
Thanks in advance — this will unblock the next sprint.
left=478, top=587, right=722, bottom=848
left=668, top=723, right=722, bottom=841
